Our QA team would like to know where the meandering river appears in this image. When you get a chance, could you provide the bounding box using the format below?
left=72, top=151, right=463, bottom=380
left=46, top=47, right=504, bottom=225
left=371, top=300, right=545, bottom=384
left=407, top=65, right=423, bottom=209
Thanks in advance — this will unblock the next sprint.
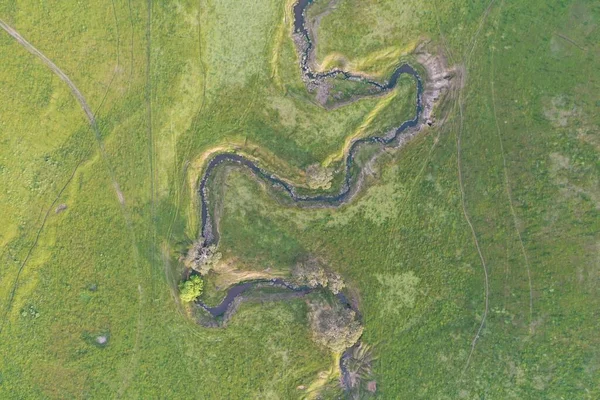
left=199, top=4, right=423, bottom=246
left=197, top=0, right=423, bottom=313
left=195, top=0, right=427, bottom=390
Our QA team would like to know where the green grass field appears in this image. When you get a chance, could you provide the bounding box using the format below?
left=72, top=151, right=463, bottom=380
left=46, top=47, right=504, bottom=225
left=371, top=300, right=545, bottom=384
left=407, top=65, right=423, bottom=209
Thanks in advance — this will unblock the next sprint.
left=0, top=0, right=598, bottom=398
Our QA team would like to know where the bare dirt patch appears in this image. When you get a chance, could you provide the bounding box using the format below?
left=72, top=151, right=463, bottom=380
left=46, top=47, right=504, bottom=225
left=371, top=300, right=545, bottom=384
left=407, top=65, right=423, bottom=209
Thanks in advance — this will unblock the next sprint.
left=543, top=95, right=577, bottom=127
left=415, top=42, right=462, bottom=127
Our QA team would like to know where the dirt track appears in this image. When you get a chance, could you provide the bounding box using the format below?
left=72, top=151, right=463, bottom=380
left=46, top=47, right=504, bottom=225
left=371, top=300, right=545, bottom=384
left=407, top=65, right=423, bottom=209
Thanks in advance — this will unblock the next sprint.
left=0, top=19, right=96, bottom=126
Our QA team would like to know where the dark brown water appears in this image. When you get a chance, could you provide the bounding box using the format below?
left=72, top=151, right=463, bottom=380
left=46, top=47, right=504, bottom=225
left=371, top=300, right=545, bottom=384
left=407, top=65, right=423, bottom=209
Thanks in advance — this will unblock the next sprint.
left=199, top=279, right=307, bottom=317
left=196, top=0, right=424, bottom=386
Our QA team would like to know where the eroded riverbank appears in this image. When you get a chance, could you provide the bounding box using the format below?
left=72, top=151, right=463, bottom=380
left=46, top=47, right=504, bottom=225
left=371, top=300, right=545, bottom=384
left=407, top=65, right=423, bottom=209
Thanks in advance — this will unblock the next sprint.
left=189, top=0, right=457, bottom=395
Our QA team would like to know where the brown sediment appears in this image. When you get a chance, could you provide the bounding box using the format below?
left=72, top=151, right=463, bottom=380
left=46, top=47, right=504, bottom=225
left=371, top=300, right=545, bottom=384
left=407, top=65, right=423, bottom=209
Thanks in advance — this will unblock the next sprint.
left=212, top=258, right=282, bottom=289
left=415, top=42, right=461, bottom=127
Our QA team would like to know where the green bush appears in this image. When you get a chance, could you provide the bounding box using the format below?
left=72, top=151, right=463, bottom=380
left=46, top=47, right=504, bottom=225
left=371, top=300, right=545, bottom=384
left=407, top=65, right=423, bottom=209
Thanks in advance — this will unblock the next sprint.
left=179, top=275, right=204, bottom=303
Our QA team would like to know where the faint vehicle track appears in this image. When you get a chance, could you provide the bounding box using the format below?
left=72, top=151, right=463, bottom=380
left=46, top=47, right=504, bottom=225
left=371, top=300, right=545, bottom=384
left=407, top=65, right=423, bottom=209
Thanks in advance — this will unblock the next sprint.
left=456, top=0, right=496, bottom=374
left=0, top=16, right=143, bottom=371
left=0, top=161, right=82, bottom=336
left=116, top=1, right=154, bottom=396
left=0, top=20, right=105, bottom=334
left=94, top=0, right=122, bottom=119
left=431, top=4, right=491, bottom=372
left=0, top=18, right=117, bottom=178
left=490, top=28, right=534, bottom=332
left=127, top=0, right=135, bottom=85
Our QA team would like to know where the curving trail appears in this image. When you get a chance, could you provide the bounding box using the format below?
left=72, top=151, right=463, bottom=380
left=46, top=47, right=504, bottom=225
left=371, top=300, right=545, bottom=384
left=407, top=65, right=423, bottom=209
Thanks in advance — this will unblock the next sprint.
left=0, top=17, right=126, bottom=203
left=0, top=16, right=146, bottom=391
left=456, top=0, right=497, bottom=374
left=0, top=19, right=96, bottom=124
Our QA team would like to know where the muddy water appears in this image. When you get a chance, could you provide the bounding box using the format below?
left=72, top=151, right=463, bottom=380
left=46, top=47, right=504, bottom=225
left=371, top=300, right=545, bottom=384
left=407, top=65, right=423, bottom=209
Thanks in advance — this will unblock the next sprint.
left=198, top=278, right=354, bottom=318
left=196, top=0, right=424, bottom=386
left=199, top=279, right=305, bottom=317
left=293, top=0, right=313, bottom=34
left=199, top=48, right=423, bottom=243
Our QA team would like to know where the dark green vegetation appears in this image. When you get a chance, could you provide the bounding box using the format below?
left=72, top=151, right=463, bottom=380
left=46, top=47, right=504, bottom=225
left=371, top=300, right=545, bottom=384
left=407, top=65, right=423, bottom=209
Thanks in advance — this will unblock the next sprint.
left=307, top=296, right=363, bottom=354
left=0, top=0, right=598, bottom=399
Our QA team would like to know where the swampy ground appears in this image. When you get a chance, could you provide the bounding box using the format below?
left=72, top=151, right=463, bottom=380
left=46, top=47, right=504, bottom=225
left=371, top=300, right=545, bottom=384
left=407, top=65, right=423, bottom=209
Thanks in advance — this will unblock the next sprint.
left=0, top=0, right=598, bottom=398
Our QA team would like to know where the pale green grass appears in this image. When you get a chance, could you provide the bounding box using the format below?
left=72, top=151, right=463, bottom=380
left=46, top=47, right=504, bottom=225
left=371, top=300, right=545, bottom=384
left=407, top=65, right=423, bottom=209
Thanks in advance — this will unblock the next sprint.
left=201, top=0, right=283, bottom=92
left=0, top=0, right=598, bottom=398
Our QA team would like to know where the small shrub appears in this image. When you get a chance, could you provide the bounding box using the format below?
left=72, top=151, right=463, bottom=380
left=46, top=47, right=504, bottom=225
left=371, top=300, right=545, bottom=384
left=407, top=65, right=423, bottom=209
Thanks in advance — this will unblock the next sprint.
left=306, top=163, right=334, bottom=190
left=179, top=275, right=204, bottom=302
left=292, top=256, right=345, bottom=294
left=327, top=271, right=345, bottom=295
left=184, top=238, right=222, bottom=275
left=308, top=299, right=363, bottom=353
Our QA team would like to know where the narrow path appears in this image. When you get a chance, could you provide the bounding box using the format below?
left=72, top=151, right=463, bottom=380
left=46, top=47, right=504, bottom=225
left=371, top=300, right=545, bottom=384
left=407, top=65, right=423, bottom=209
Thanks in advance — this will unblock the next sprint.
left=0, top=161, right=82, bottom=336
left=490, top=32, right=534, bottom=332
left=456, top=0, right=497, bottom=373
left=145, top=0, right=156, bottom=265
left=456, top=77, right=490, bottom=373
left=127, top=0, right=135, bottom=85
left=0, top=17, right=146, bottom=393
left=0, top=18, right=123, bottom=203
left=435, top=0, right=491, bottom=370
left=116, top=1, right=154, bottom=396
left=0, top=19, right=96, bottom=124
left=464, top=0, right=496, bottom=64
left=554, top=32, right=587, bottom=52
left=0, top=17, right=98, bottom=336
left=93, top=0, right=121, bottom=118
left=165, top=0, right=209, bottom=248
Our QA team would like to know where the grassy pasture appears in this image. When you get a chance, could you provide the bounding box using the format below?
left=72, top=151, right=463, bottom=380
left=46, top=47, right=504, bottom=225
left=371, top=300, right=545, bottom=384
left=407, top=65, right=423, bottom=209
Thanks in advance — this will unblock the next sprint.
left=0, top=0, right=598, bottom=398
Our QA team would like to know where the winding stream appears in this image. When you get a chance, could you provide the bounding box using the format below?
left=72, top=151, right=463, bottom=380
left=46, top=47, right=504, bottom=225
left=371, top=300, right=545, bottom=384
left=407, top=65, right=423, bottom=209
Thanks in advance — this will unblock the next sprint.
left=196, top=0, right=426, bottom=387
left=199, top=4, right=423, bottom=246
left=199, top=279, right=309, bottom=317
left=197, top=0, right=424, bottom=312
